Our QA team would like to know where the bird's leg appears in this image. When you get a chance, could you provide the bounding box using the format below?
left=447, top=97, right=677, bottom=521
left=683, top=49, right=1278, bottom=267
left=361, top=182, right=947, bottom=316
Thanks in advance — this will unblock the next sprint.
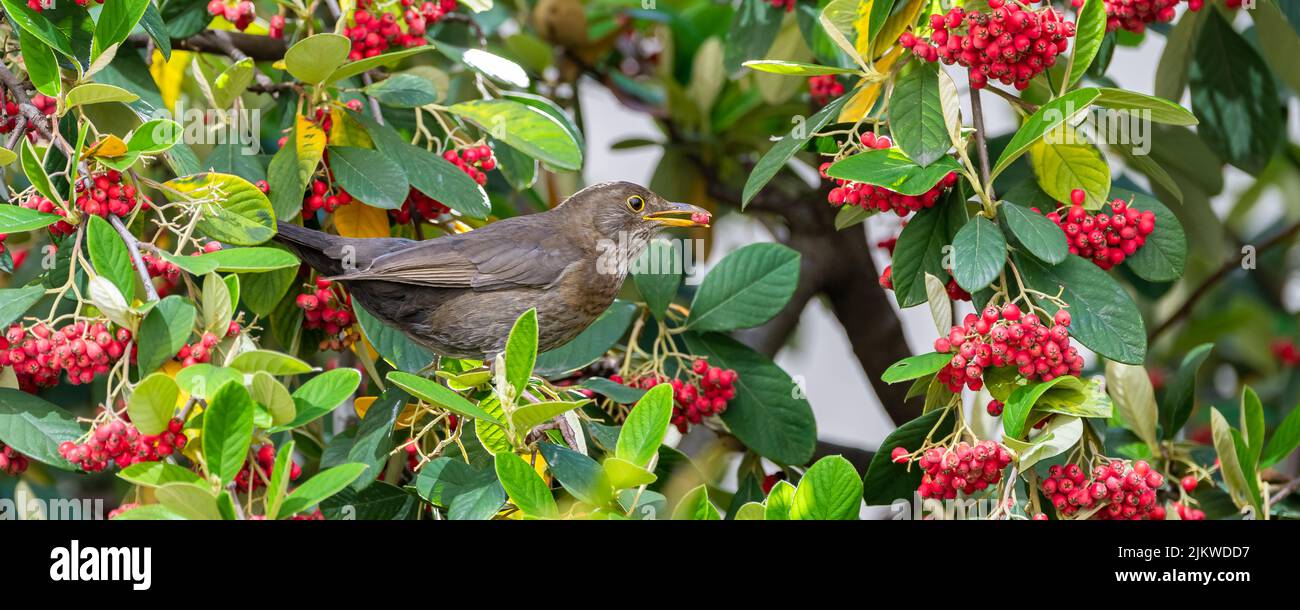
left=416, top=355, right=442, bottom=377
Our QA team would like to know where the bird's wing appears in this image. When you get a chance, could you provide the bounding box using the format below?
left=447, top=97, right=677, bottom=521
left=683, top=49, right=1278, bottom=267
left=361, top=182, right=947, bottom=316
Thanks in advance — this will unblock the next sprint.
left=334, top=218, right=584, bottom=290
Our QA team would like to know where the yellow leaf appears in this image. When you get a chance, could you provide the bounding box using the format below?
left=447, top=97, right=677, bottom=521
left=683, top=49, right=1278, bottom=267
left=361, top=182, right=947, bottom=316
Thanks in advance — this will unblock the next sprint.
left=329, top=108, right=373, bottom=148
left=871, top=0, right=925, bottom=60
left=836, top=46, right=904, bottom=123
left=853, top=0, right=874, bottom=59
left=84, top=135, right=128, bottom=158
left=150, top=50, right=192, bottom=113
left=295, top=114, right=327, bottom=185
left=333, top=202, right=391, bottom=238
left=354, top=396, right=377, bottom=419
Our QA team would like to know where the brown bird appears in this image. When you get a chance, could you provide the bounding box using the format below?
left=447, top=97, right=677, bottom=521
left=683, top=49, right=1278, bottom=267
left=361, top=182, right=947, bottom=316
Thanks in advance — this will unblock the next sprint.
left=274, top=181, right=709, bottom=361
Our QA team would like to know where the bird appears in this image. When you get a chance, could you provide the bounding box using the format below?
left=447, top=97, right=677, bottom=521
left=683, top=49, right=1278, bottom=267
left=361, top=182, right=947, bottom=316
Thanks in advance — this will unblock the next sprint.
left=274, top=181, right=710, bottom=362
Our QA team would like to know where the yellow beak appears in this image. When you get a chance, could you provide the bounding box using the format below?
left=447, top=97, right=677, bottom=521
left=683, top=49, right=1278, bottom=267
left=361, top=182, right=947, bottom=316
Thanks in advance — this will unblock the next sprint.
left=643, top=202, right=711, bottom=228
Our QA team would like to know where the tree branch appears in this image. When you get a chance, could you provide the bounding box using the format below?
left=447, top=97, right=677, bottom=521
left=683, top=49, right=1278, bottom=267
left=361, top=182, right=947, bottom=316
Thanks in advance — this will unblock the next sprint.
left=0, top=62, right=52, bottom=141
left=109, top=215, right=160, bottom=302
left=127, top=30, right=288, bottom=62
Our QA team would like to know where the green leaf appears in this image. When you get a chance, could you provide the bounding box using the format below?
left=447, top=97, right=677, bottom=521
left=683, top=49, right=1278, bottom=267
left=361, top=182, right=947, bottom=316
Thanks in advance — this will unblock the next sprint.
left=765, top=479, right=795, bottom=520
left=174, top=364, right=243, bottom=399
left=85, top=214, right=133, bottom=303
left=249, top=371, right=295, bottom=426
left=1028, top=140, right=1110, bottom=210
left=355, top=112, right=490, bottom=219
left=825, top=148, right=963, bottom=196
left=889, top=192, right=966, bottom=307
left=264, top=440, right=296, bottom=519
left=0, top=389, right=82, bottom=470
left=742, top=93, right=848, bottom=208
left=742, top=60, right=859, bottom=75
left=790, top=455, right=862, bottom=520
left=1210, top=408, right=1250, bottom=508
left=504, top=309, right=538, bottom=396
left=633, top=241, right=683, bottom=319
left=672, top=484, right=721, bottom=520
left=1013, top=252, right=1145, bottom=364
left=615, top=383, right=673, bottom=468
left=1110, top=187, right=1185, bottom=283
left=138, top=1, right=171, bottom=59
left=1105, top=360, right=1158, bottom=451
left=1240, top=386, right=1264, bottom=470
left=155, top=483, right=222, bottom=520
left=833, top=205, right=874, bottom=231
left=1155, top=7, right=1200, bottom=100
left=446, top=99, right=582, bottom=171
left=992, top=88, right=1102, bottom=178
left=386, top=372, right=506, bottom=426
left=1189, top=9, right=1281, bottom=175
left=117, top=461, right=203, bottom=488
left=580, top=377, right=646, bottom=404
left=538, top=442, right=613, bottom=506
left=1003, top=376, right=1073, bottom=439
left=19, top=28, right=60, bottom=98
left=1064, top=0, right=1106, bottom=88
left=326, top=146, right=410, bottom=210
left=861, top=408, right=956, bottom=505
left=229, top=350, right=313, bottom=375
left=273, top=368, right=361, bottom=431
left=535, top=300, right=637, bottom=377
left=602, top=456, right=658, bottom=490
left=1092, top=88, right=1198, bottom=126
left=325, top=45, right=437, bottom=83
left=165, top=173, right=276, bottom=246
left=1005, top=415, right=1082, bottom=471
left=93, top=0, right=149, bottom=55
left=683, top=332, right=817, bottom=466
left=951, top=215, right=1006, bottom=293
left=354, top=304, right=436, bottom=373
left=881, top=352, right=951, bottom=384
left=1261, top=405, right=1300, bottom=469
left=1161, top=343, right=1213, bottom=440
left=347, top=388, right=406, bottom=490
left=364, top=73, right=440, bottom=107
left=0, top=0, right=76, bottom=60
left=266, top=135, right=304, bottom=222
left=128, top=373, right=179, bottom=436
left=687, top=243, right=799, bottom=331
left=210, top=58, right=255, bottom=108
left=0, top=204, right=62, bottom=233
left=127, top=119, right=183, bottom=155
left=239, top=264, right=296, bottom=317
left=136, top=295, right=196, bottom=374
left=999, top=201, right=1067, bottom=265
left=414, top=457, right=505, bottom=515
left=200, top=271, right=232, bottom=336
left=437, top=44, right=529, bottom=87
left=888, top=63, right=950, bottom=167
left=64, top=83, right=139, bottom=108
left=511, top=400, right=588, bottom=432
left=284, top=33, right=350, bottom=84
left=279, top=463, right=368, bottom=517
left=202, top=382, right=256, bottom=485
left=725, top=0, right=783, bottom=73
left=22, top=138, right=58, bottom=205
left=494, top=452, right=558, bottom=518
left=0, top=285, right=47, bottom=328
left=189, top=247, right=300, bottom=273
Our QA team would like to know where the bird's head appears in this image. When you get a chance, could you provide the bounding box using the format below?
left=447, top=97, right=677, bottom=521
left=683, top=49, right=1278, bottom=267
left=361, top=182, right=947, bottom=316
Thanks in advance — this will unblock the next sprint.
left=558, top=182, right=711, bottom=245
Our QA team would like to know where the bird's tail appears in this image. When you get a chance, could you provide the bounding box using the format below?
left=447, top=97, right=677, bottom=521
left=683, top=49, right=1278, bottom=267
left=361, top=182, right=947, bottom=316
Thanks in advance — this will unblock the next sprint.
left=273, top=223, right=349, bottom=277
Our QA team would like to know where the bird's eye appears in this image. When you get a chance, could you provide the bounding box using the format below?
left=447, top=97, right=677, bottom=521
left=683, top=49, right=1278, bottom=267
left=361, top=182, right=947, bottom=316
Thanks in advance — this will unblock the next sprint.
left=626, top=195, right=645, bottom=213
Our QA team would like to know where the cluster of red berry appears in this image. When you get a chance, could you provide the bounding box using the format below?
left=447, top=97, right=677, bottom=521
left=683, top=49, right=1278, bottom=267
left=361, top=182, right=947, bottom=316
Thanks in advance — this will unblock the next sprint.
left=296, top=278, right=360, bottom=352
left=807, top=75, right=844, bottom=106
left=1040, top=189, right=1155, bottom=270
left=269, top=14, right=286, bottom=39
left=613, top=360, right=738, bottom=433
left=207, top=0, right=256, bottom=31
left=0, top=443, right=29, bottom=476
left=1, top=322, right=131, bottom=392
left=303, top=178, right=356, bottom=215
left=1041, top=460, right=1164, bottom=520
left=0, top=94, right=56, bottom=135
left=876, top=266, right=969, bottom=301
left=901, top=1, right=1076, bottom=90
left=139, top=251, right=182, bottom=297
left=59, top=418, right=187, bottom=473
left=822, top=133, right=960, bottom=216
left=1272, top=339, right=1300, bottom=367
left=893, top=440, right=1014, bottom=499
left=74, top=170, right=144, bottom=219
left=19, top=195, right=74, bottom=237
left=176, top=326, right=238, bottom=368
left=390, top=145, right=494, bottom=224
left=934, top=306, right=1082, bottom=393
left=27, top=0, right=102, bottom=11
left=1074, top=0, right=1202, bottom=34
left=235, top=444, right=301, bottom=492
left=1170, top=501, right=1206, bottom=520
left=345, top=0, right=453, bottom=61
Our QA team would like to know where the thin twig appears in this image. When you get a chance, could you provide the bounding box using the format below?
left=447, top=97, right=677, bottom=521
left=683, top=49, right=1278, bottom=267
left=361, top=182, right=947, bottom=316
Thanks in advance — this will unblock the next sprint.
left=969, top=87, right=992, bottom=195
left=109, top=214, right=160, bottom=302
left=1269, top=477, right=1300, bottom=508
left=1148, top=220, right=1300, bottom=342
